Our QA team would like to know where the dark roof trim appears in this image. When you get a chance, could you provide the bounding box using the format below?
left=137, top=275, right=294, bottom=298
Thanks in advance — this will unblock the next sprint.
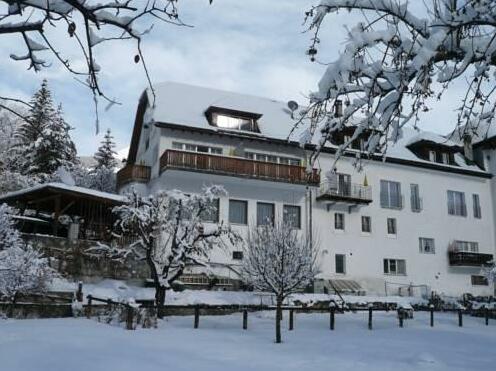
left=155, top=122, right=492, bottom=179
left=127, top=91, right=149, bottom=165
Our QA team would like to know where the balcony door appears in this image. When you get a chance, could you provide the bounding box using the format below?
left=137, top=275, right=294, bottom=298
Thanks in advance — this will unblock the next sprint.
left=337, top=173, right=351, bottom=197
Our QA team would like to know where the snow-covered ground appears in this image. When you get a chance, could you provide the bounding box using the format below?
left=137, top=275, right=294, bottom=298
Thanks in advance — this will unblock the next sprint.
left=1, top=311, right=495, bottom=371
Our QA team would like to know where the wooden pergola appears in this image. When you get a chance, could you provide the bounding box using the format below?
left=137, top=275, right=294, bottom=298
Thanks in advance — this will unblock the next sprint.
left=0, top=183, right=126, bottom=241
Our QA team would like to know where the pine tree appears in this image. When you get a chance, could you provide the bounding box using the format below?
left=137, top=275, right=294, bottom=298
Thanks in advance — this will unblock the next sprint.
left=15, top=81, right=78, bottom=178
left=94, top=129, right=117, bottom=169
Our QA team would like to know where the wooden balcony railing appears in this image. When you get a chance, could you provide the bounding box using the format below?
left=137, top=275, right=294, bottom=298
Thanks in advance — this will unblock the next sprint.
left=116, top=164, right=151, bottom=189
left=448, top=251, right=494, bottom=267
left=160, top=149, right=320, bottom=186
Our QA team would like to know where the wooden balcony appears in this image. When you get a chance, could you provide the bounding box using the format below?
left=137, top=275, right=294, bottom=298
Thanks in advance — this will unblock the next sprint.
left=448, top=251, right=494, bottom=267
left=160, top=149, right=320, bottom=186
left=316, top=182, right=372, bottom=205
left=116, top=164, right=151, bottom=189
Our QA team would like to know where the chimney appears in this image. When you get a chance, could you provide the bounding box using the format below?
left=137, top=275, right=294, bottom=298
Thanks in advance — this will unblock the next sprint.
left=334, top=100, right=343, bottom=117
left=463, top=134, right=473, bottom=162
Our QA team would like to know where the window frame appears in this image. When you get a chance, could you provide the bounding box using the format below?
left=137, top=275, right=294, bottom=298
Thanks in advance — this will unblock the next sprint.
left=361, top=216, right=371, bottom=234
left=283, top=205, right=301, bottom=229
left=228, top=199, right=248, bottom=225
left=410, top=183, right=422, bottom=212
left=232, top=251, right=244, bottom=260
left=200, top=198, right=220, bottom=223
left=387, top=217, right=397, bottom=236
left=383, top=259, right=406, bottom=275
left=473, top=194, right=481, bottom=219
left=335, top=254, right=346, bottom=274
left=380, top=180, right=402, bottom=209
left=256, top=202, right=275, bottom=226
left=419, top=237, right=435, bottom=254
left=334, top=212, right=345, bottom=231
left=447, top=190, right=467, bottom=217
left=172, top=141, right=223, bottom=155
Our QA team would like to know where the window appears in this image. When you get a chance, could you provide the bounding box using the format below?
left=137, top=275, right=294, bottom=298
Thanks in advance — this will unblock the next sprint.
left=334, top=213, right=345, bottom=230
left=229, top=200, right=248, bottom=225
left=419, top=238, right=435, bottom=254
left=245, top=152, right=301, bottom=166
left=232, top=251, right=244, bottom=260
left=471, top=275, right=488, bottom=286
left=428, top=150, right=436, bottom=162
left=447, top=190, right=467, bottom=216
left=473, top=194, right=481, bottom=219
left=335, top=254, right=346, bottom=274
left=383, top=259, right=406, bottom=275
left=387, top=218, right=397, bottom=235
left=442, top=152, right=449, bottom=164
left=410, top=184, right=422, bottom=212
left=200, top=199, right=219, bottom=223
left=257, top=202, right=275, bottom=226
left=361, top=216, right=371, bottom=233
left=453, top=240, right=479, bottom=253
left=211, top=113, right=258, bottom=132
left=380, top=180, right=402, bottom=209
left=283, top=205, right=301, bottom=229
left=172, top=142, right=222, bottom=155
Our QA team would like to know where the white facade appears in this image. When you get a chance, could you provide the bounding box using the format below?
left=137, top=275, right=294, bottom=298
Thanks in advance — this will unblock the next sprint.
left=119, top=82, right=496, bottom=297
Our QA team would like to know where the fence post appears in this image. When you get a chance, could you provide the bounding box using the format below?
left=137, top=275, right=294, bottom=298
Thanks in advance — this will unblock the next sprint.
left=86, top=295, right=92, bottom=319
left=458, top=309, right=463, bottom=327
left=194, top=305, right=200, bottom=329
left=368, top=304, right=373, bottom=330
left=126, top=306, right=134, bottom=330
left=485, top=306, right=489, bottom=326
left=289, top=309, right=294, bottom=331
left=76, top=281, right=83, bottom=302
left=243, top=309, right=248, bottom=330
left=430, top=304, right=434, bottom=327
left=330, top=302, right=335, bottom=331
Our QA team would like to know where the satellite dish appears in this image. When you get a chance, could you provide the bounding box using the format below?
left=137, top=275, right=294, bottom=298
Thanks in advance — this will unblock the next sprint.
left=287, top=100, right=299, bottom=112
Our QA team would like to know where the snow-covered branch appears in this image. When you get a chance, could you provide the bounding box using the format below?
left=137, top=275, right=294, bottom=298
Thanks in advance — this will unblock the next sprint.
left=300, top=0, right=496, bottom=165
left=0, top=0, right=201, bottom=131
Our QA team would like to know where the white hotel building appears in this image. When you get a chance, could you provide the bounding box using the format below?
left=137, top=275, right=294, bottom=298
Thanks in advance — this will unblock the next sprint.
left=117, top=81, right=496, bottom=297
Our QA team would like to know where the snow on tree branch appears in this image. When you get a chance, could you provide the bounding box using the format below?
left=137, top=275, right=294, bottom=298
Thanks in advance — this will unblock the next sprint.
left=298, top=0, right=496, bottom=165
left=0, top=0, right=204, bottom=132
left=88, top=185, right=239, bottom=310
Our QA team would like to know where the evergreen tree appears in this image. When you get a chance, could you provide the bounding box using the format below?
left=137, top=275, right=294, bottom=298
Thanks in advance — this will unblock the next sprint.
left=94, top=129, right=117, bottom=169
left=15, top=81, right=78, bottom=178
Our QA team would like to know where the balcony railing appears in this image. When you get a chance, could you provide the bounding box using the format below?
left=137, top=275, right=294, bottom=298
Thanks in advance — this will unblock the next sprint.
left=116, top=164, right=151, bottom=189
left=316, top=180, right=372, bottom=204
left=160, top=149, right=320, bottom=186
left=448, top=251, right=494, bottom=267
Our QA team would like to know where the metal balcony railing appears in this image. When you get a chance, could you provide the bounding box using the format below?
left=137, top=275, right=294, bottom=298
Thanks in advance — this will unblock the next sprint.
left=448, top=251, right=494, bottom=267
left=160, top=150, right=320, bottom=186
left=317, top=180, right=372, bottom=204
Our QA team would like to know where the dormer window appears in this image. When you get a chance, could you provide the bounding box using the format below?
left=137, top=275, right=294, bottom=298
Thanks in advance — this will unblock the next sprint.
left=205, top=106, right=261, bottom=133
left=407, top=140, right=459, bottom=166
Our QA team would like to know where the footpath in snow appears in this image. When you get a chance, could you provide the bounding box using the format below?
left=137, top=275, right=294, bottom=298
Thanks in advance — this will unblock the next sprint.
left=1, top=311, right=495, bottom=371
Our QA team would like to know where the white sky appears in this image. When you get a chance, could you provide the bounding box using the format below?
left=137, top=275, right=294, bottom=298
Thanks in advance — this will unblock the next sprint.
left=0, top=1, right=468, bottom=156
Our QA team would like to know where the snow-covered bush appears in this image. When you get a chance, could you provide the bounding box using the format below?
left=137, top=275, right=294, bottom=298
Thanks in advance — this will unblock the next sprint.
left=88, top=186, right=239, bottom=313
left=299, top=0, right=496, bottom=165
left=241, top=221, right=317, bottom=343
left=0, top=203, right=57, bottom=302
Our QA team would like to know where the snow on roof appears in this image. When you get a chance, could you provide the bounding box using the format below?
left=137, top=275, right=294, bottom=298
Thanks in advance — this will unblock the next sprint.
left=0, top=182, right=126, bottom=203
left=147, top=81, right=301, bottom=141
left=146, top=82, right=486, bottom=174
left=449, top=120, right=496, bottom=145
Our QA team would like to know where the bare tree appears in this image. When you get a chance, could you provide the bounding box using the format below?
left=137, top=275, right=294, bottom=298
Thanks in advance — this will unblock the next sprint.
left=296, top=0, right=496, bottom=166
left=0, top=1, right=205, bottom=131
left=88, top=185, right=239, bottom=316
left=241, top=221, right=317, bottom=343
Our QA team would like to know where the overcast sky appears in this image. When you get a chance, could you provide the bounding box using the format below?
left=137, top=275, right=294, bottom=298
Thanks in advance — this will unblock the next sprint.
left=0, top=1, right=468, bottom=156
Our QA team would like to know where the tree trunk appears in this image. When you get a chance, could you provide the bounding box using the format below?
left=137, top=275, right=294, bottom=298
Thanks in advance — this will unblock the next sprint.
left=156, top=285, right=166, bottom=319
left=275, top=297, right=283, bottom=343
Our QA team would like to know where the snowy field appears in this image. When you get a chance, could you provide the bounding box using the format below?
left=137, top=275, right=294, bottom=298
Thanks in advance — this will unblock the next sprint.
left=1, top=311, right=495, bottom=371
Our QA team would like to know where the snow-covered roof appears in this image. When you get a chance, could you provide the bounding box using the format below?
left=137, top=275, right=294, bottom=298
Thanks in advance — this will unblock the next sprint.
left=147, top=81, right=298, bottom=141
left=0, top=182, right=126, bottom=203
left=449, top=120, right=496, bottom=146
left=144, top=82, right=487, bottom=175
